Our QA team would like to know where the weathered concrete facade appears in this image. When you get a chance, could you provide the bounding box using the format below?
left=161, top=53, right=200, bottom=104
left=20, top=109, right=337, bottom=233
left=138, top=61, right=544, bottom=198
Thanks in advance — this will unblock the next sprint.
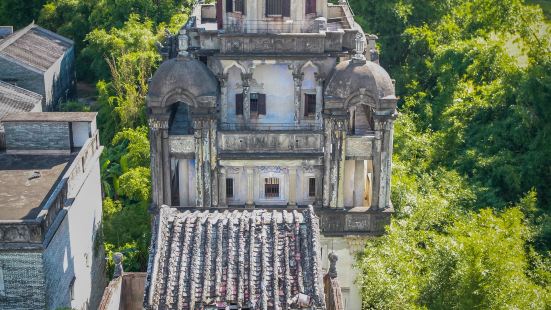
left=0, top=112, right=105, bottom=310
left=148, top=0, right=397, bottom=308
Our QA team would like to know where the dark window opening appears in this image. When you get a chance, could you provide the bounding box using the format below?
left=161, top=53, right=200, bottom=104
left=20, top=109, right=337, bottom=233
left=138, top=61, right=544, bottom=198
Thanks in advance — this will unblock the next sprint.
left=199, top=56, right=208, bottom=65
left=226, top=0, right=233, bottom=12
left=308, top=178, right=316, bottom=197
left=226, top=178, right=234, bottom=198
left=304, top=94, right=316, bottom=117
left=236, top=93, right=243, bottom=115
left=306, top=0, right=316, bottom=14
left=265, top=178, right=280, bottom=198
left=235, top=0, right=245, bottom=13
left=250, top=93, right=266, bottom=116
left=266, top=0, right=290, bottom=16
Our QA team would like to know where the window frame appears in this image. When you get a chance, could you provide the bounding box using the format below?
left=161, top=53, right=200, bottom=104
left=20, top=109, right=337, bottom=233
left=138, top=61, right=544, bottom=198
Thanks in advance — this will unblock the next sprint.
left=308, top=177, right=316, bottom=197
left=304, top=93, right=317, bottom=117
left=226, top=178, right=234, bottom=198
left=264, top=177, right=280, bottom=199
left=265, top=0, right=291, bottom=17
left=305, top=0, right=317, bottom=15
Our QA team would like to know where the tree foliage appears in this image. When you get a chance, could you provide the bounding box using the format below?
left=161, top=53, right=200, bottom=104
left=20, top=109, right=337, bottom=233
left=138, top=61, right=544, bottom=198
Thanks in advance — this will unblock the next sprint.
left=353, top=0, right=551, bottom=308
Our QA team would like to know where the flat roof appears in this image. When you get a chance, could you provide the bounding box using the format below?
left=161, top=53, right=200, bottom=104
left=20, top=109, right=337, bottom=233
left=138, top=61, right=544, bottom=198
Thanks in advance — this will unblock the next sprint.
left=2, top=112, right=97, bottom=122
left=0, top=153, right=73, bottom=220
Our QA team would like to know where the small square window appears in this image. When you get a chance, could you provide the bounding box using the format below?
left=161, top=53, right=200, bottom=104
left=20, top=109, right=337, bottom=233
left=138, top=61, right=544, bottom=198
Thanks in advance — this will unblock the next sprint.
left=265, top=178, right=280, bottom=198
left=308, top=178, right=316, bottom=197
left=226, top=178, right=234, bottom=198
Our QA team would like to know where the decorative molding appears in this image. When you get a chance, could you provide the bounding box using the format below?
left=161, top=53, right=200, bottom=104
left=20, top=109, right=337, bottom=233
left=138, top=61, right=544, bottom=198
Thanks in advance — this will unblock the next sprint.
left=258, top=166, right=288, bottom=174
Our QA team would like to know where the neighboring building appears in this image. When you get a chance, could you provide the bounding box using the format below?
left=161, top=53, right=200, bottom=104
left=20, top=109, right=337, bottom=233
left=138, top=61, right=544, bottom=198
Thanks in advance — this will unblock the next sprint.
left=0, top=81, right=43, bottom=149
left=0, top=112, right=105, bottom=309
left=0, top=22, right=76, bottom=111
left=145, top=0, right=398, bottom=308
left=101, top=207, right=345, bottom=310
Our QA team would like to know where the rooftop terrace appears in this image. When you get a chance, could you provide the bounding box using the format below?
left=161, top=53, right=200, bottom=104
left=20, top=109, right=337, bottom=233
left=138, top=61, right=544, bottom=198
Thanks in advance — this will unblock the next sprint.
left=0, top=153, right=73, bottom=220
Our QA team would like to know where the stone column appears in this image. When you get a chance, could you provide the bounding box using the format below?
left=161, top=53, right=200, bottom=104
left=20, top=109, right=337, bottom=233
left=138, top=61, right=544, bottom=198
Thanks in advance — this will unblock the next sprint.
left=371, top=112, right=396, bottom=210
left=149, top=114, right=169, bottom=209
left=336, top=120, right=346, bottom=209
left=246, top=167, right=254, bottom=207
left=219, top=167, right=227, bottom=207
left=241, top=73, right=253, bottom=126
left=289, top=167, right=297, bottom=206
left=179, top=159, right=190, bottom=206
left=194, top=120, right=204, bottom=207
left=293, top=72, right=304, bottom=124
left=315, top=72, right=325, bottom=123
left=322, top=117, right=332, bottom=207
left=210, top=119, right=219, bottom=207
left=217, top=73, right=228, bottom=124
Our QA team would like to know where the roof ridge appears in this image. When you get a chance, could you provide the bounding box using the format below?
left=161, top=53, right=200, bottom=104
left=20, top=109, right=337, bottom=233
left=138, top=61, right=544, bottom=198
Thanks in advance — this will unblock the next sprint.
left=0, top=80, right=43, bottom=101
left=0, top=21, right=35, bottom=51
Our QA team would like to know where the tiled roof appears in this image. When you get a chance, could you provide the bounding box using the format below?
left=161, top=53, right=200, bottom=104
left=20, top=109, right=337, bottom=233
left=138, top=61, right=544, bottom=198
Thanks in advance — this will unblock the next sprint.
left=0, top=23, right=73, bottom=72
left=145, top=206, right=325, bottom=309
left=0, top=81, right=42, bottom=128
left=2, top=112, right=97, bottom=122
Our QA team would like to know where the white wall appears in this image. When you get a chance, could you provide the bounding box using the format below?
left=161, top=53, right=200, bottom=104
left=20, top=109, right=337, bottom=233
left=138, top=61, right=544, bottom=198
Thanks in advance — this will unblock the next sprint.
left=251, top=64, right=295, bottom=124
left=44, top=158, right=104, bottom=310
left=71, top=122, right=91, bottom=148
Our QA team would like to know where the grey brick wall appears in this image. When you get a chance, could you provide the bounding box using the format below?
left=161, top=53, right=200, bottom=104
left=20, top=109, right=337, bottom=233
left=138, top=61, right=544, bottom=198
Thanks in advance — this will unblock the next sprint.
left=0, top=59, right=45, bottom=109
left=4, top=122, right=70, bottom=150
left=0, top=251, right=46, bottom=310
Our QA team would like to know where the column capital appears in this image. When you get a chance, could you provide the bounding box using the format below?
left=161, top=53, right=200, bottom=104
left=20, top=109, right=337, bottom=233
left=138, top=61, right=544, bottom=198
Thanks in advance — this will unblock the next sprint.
left=314, top=72, right=326, bottom=83
left=217, top=73, right=228, bottom=87
left=292, top=71, right=305, bottom=82
left=241, top=72, right=253, bottom=87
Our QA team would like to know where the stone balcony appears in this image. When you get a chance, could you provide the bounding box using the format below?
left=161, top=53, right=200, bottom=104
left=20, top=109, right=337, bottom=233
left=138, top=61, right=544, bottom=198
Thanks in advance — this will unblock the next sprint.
left=190, top=3, right=360, bottom=54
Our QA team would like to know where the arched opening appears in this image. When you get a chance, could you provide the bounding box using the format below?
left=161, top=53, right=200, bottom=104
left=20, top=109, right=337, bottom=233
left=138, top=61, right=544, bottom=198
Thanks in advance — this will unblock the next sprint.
left=348, top=104, right=374, bottom=135
left=168, top=102, right=193, bottom=135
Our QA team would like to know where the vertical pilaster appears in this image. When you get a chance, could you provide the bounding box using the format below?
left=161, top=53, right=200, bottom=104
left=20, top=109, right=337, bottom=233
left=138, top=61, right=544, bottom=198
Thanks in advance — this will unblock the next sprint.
left=241, top=73, right=253, bottom=125
left=315, top=72, right=325, bottom=122
left=371, top=112, right=397, bottom=210
left=336, top=119, right=346, bottom=209
left=194, top=120, right=204, bottom=207
left=162, top=127, right=171, bottom=205
left=218, top=73, right=228, bottom=124
left=179, top=159, right=190, bottom=206
left=322, top=117, right=332, bottom=207
left=219, top=167, right=227, bottom=207
left=246, top=167, right=254, bottom=207
left=293, top=72, right=304, bottom=124
left=210, top=119, right=218, bottom=207
left=149, top=115, right=169, bottom=209
left=289, top=167, right=297, bottom=206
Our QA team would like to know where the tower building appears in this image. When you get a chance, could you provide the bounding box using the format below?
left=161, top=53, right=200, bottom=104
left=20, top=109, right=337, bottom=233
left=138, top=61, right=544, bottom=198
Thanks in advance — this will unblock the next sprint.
left=146, top=0, right=397, bottom=307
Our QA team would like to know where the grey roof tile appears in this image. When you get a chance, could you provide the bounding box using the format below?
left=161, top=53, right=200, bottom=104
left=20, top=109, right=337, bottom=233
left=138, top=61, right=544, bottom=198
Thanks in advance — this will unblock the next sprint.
left=0, top=80, right=42, bottom=128
left=145, top=206, right=325, bottom=309
left=0, top=23, right=72, bottom=72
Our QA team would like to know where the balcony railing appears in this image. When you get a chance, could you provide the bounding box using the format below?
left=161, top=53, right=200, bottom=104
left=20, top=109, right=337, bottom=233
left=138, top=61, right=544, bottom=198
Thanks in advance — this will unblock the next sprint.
left=219, top=122, right=322, bottom=131
left=223, top=19, right=325, bottom=34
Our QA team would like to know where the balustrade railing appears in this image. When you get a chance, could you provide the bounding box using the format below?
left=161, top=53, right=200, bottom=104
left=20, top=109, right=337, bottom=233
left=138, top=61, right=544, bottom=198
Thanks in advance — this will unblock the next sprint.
left=219, top=122, right=322, bottom=131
